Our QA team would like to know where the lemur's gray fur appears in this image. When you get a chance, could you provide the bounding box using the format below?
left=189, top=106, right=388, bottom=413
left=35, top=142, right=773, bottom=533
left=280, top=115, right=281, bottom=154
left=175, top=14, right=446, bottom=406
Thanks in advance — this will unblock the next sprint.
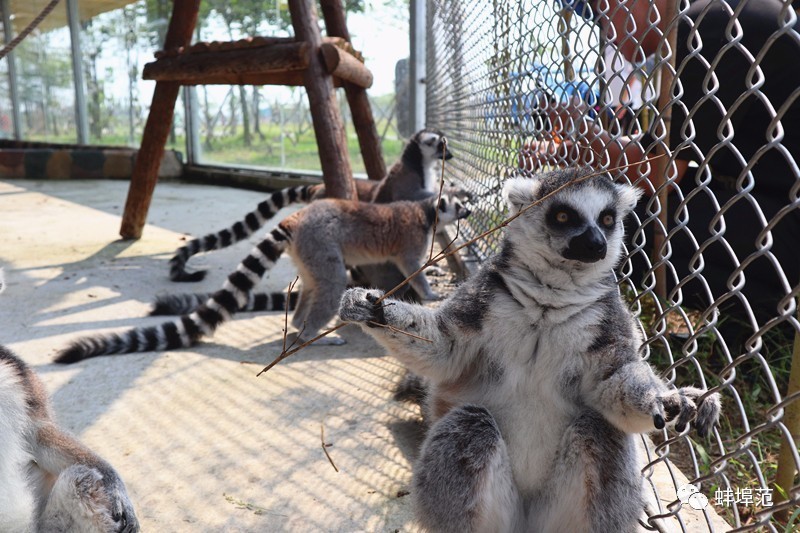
left=55, top=194, right=470, bottom=363
left=339, top=168, right=721, bottom=532
left=168, top=128, right=454, bottom=282
left=0, top=272, right=139, bottom=532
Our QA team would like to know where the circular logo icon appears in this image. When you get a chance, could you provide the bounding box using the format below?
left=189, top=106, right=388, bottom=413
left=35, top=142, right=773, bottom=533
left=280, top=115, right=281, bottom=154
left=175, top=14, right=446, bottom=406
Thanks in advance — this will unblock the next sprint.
left=688, top=492, right=709, bottom=510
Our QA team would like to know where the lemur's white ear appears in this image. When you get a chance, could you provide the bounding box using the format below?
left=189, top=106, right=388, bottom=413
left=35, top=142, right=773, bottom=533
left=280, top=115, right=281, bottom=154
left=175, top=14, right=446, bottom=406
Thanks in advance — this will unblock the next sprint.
left=502, top=177, right=541, bottom=215
left=615, top=183, right=643, bottom=214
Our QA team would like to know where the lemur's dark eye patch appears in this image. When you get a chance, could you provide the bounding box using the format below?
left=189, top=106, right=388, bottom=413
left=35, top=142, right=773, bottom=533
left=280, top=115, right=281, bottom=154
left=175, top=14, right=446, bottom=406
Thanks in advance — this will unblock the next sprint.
left=546, top=204, right=582, bottom=228
left=599, top=209, right=616, bottom=228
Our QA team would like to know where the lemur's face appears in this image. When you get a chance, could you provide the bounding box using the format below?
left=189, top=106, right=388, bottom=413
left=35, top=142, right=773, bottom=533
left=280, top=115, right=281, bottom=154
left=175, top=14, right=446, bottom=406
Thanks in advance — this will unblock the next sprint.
left=436, top=195, right=471, bottom=224
left=417, top=130, right=453, bottom=162
left=502, top=171, right=641, bottom=268
left=544, top=193, right=617, bottom=263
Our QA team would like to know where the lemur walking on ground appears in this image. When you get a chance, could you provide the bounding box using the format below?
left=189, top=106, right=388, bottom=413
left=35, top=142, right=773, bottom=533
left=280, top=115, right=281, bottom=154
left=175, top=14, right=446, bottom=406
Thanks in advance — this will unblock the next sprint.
left=339, top=168, right=721, bottom=532
left=0, top=272, right=139, bottom=532
left=55, top=194, right=470, bottom=363
left=168, top=129, right=454, bottom=283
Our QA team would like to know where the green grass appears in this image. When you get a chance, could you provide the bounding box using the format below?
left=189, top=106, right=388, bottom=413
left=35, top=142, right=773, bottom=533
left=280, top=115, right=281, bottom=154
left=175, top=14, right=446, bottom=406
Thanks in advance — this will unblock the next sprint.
left=198, top=121, right=404, bottom=175
left=24, top=120, right=403, bottom=176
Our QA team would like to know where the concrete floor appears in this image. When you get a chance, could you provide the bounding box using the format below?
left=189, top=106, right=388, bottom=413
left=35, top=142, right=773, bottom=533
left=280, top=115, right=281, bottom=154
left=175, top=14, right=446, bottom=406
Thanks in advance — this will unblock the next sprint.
left=0, top=179, right=730, bottom=532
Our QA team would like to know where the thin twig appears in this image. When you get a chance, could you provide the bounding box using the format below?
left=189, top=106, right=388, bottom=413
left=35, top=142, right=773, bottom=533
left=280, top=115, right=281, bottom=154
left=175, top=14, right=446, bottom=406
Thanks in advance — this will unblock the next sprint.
left=281, top=277, right=300, bottom=354
left=375, top=155, right=665, bottom=304
left=428, top=137, right=449, bottom=262
left=257, top=154, right=666, bottom=374
left=320, top=424, right=339, bottom=473
left=368, top=321, right=434, bottom=343
left=257, top=323, right=347, bottom=376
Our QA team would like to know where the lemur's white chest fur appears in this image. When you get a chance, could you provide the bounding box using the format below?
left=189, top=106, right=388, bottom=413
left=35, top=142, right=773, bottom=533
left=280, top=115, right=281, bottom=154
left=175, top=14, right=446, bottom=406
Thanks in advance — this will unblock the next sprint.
left=437, top=267, right=613, bottom=496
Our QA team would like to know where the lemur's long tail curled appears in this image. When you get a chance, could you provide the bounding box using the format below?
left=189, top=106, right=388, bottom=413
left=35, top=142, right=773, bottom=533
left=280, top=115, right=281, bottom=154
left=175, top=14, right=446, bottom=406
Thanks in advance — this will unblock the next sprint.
left=169, top=184, right=316, bottom=282
left=56, top=226, right=291, bottom=363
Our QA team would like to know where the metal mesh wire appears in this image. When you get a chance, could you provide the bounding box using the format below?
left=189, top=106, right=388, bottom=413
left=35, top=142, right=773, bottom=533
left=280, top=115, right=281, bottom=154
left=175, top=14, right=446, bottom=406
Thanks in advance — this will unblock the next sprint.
left=426, top=0, right=800, bottom=530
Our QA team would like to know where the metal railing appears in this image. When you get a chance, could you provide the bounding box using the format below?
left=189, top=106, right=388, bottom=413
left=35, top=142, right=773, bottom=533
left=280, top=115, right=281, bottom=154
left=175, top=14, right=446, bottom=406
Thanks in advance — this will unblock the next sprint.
left=425, top=0, right=800, bottom=530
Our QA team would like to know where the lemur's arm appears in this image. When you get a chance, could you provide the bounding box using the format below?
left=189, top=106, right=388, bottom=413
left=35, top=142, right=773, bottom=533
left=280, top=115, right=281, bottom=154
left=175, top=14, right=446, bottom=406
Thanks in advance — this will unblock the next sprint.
left=339, top=288, right=467, bottom=382
left=587, top=356, right=721, bottom=438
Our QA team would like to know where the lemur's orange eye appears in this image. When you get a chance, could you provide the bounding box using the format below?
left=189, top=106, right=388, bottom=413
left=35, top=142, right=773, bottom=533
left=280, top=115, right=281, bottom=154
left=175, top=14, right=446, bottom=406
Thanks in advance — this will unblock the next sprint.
left=556, top=211, right=569, bottom=223
left=602, top=214, right=615, bottom=227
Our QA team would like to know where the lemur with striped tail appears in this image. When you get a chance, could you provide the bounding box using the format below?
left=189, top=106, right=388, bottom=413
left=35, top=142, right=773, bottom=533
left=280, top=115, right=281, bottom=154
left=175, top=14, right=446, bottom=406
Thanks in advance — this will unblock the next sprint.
left=55, top=194, right=470, bottom=363
left=169, top=128, right=454, bottom=282
left=339, top=168, right=721, bottom=532
left=0, top=271, right=139, bottom=532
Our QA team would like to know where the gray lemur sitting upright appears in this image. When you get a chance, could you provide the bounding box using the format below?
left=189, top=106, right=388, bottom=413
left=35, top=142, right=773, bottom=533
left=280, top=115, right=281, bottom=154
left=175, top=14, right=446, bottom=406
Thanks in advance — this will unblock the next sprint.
left=55, top=193, right=470, bottom=363
left=0, top=271, right=139, bottom=532
left=168, top=128, right=455, bottom=282
left=339, top=168, right=721, bottom=532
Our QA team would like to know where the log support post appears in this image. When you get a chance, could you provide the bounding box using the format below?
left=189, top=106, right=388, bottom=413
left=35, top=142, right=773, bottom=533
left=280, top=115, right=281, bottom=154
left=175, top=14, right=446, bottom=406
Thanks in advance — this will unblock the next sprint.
left=320, top=0, right=386, bottom=181
left=120, top=0, right=200, bottom=239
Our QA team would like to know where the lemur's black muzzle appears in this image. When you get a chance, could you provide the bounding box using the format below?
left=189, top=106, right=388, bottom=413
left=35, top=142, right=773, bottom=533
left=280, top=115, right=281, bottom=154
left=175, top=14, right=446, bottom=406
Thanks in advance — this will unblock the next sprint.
left=441, top=145, right=454, bottom=160
left=563, top=227, right=607, bottom=263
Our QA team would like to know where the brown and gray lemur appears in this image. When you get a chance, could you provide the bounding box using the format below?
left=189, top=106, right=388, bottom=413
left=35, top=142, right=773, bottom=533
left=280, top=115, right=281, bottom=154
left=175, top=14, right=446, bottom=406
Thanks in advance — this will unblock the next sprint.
left=56, top=193, right=470, bottom=362
left=168, top=129, right=458, bottom=283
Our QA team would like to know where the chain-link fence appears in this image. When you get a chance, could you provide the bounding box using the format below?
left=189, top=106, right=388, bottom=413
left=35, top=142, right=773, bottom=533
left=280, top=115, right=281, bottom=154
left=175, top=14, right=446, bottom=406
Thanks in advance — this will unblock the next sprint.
left=426, top=0, right=800, bottom=530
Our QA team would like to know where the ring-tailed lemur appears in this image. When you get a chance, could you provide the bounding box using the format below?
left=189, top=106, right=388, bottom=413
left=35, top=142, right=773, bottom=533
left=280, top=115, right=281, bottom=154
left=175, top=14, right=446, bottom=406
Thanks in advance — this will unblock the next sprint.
left=0, top=272, right=139, bottom=532
left=339, top=168, right=721, bottom=532
left=169, top=129, right=454, bottom=282
left=55, top=194, right=470, bottom=363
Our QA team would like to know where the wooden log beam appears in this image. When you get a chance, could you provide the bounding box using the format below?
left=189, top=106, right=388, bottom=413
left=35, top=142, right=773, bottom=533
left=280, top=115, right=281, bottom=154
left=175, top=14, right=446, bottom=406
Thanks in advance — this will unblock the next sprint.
left=120, top=0, right=199, bottom=240
left=176, top=71, right=345, bottom=88
left=319, top=0, right=386, bottom=181
left=143, top=42, right=309, bottom=83
left=289, top=0, right=355, bottom=200
left=320, top=43, right=373, bottom=88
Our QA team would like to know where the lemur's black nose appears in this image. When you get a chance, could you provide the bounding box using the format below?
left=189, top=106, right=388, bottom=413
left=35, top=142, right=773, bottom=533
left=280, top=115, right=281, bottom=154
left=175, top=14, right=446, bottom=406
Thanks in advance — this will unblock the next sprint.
left=564, top=227, right=607, bottom=263
left=442, top=146, right=454, bottom=160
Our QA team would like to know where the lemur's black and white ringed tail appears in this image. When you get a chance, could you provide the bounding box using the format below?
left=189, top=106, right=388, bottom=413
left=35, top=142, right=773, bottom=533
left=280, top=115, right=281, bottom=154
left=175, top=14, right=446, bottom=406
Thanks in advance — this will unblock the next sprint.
left=56, top=225, right=292, bottom=364
left=169, top=184, right=317, bottom=282
left=150, top=290, right=299, bottom=316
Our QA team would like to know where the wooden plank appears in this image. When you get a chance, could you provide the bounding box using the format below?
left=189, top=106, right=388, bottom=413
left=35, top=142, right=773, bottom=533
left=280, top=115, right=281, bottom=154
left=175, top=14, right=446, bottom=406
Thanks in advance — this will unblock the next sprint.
left=119, top=0, right=200, bottom=240
left=143, top=42, right=309, bottom=82
left=289, top=0, right=355, bottom=200
left=320, top=43, right=373, bottom=89
left=319, top=0, right=386, bottom=181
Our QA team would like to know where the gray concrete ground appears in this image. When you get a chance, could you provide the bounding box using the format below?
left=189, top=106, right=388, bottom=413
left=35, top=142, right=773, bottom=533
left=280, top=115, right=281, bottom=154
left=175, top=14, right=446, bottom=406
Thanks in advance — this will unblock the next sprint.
left=0, top=179, right=729, bottom=532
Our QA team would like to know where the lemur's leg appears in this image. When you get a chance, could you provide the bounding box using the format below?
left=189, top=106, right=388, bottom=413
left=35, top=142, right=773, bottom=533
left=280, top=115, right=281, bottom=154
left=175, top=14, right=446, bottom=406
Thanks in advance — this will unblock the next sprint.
left=291, top=257, right=348, bottom=345
left=537, top=411, right=643, bottom=533
left=393, top=254, right=439, bottom=300
left=339, top=288, right=465, bottom=382
left=34, top=423, right=138, bottom=533
left=413, top=405, right=521, bottom=533
left=40, top=465, right=118, bottom=533
left=590, top=361, right=721, bottom=437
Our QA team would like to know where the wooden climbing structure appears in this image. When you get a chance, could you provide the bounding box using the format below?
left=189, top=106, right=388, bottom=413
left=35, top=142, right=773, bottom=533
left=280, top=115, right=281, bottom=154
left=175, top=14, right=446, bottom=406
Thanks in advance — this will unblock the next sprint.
left=120, top=0, right=386, bottom=239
